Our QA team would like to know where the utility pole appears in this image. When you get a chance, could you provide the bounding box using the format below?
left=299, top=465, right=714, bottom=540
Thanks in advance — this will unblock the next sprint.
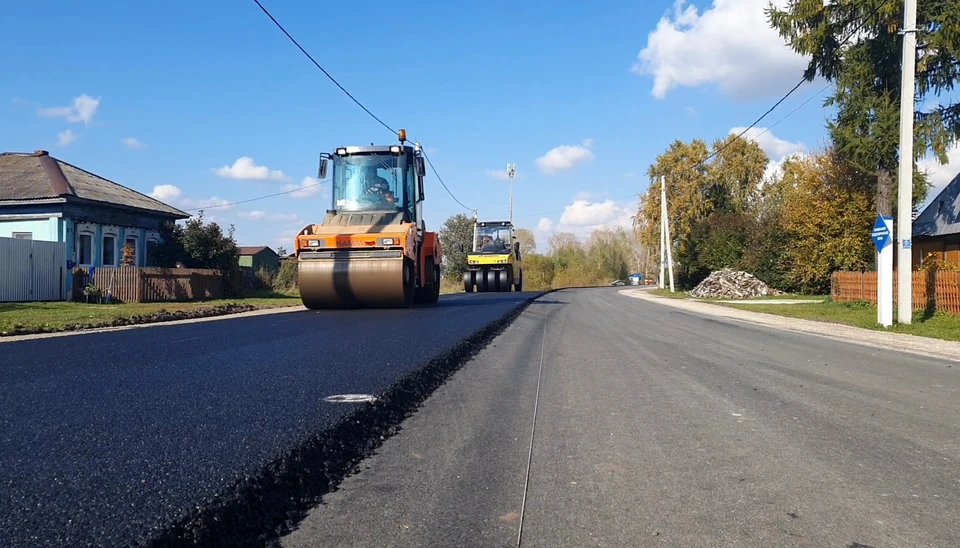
left=507, top=163, right=516, bottom=223
left=896, top=0, right=918, bottom=324
left=659, top=192, right=666, bottom=289
left=660, top=175, right=675, bottom=292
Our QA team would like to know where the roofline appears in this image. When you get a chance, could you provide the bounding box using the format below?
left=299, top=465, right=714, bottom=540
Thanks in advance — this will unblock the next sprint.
left=0, top=197, right=68, bottom=206
left=51, top=155, right=191, bottom=218
left=66, top=195, right=191, bottom=219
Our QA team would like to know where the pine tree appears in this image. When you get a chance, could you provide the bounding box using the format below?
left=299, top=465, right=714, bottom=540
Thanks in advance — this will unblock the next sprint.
left=766, top=0, right=959, bottom=217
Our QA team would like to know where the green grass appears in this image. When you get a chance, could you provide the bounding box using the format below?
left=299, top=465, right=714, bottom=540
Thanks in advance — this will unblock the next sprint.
left=650, top=288, right=691, bottom=299
left=718, top=299, right=960, bottom=342
left=0, top=290, right=302, bottom=334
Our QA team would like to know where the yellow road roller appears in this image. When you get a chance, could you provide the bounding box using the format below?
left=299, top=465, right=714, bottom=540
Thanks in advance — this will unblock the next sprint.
left=293, top=130, right=442, bottom=309
left=462, top=220, right=523, bottom=292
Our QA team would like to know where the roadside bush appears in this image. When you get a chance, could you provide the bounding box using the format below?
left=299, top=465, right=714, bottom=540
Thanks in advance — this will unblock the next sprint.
left=521, top=253, right=556, bottom=290
left=274, top=260, right=299, bottom=290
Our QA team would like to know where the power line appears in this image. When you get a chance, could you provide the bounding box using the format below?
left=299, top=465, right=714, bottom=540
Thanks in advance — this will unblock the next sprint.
left=421, top=149, right=474, bottom=211
left=514, top=0, right=891, bottom=221
left=183, top=179, right=329, bottom=211
left=252, top=0, right=394, bottom=135
left=251, top=0, right=475, bottom=213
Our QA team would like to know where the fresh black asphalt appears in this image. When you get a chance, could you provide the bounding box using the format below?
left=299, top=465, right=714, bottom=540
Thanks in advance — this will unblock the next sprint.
left=0, top=291, right=540, bottom=547
left=280, top=288, right=960, bottom=548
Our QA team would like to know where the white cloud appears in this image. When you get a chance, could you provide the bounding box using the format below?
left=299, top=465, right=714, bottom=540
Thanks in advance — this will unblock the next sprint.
left=282, top=176, right=326, bottom=199
left=632, top=0, right=812, bottom=100
left=273, top=226, right=305, bottom=252
left=917, top=141, right=960, bottom=208
left=150, top=184, right=182, bottom=202
left=731, top=126, right=804, bottom=159
left=730, top=126, right=805, bottom=180
left=534, top=195, right=635, bottom=244
left=57, top=129, right=76, bottom=146
left=535, top=139, right=595, bottom=174
left=122, top=137, right=148, bottom=149
left=237, top=210, right=301, bottom=223
left=559, top=199, right=634, bottom=230
left=214, top=157, right=289, bottom=181
left=38, top=94, right=100, bottom=124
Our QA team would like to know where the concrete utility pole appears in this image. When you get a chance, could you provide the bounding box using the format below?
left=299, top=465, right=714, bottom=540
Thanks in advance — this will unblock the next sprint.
left=660, top=175, right=675, bottom=292
left=506, top=163, right=516, bottom=223
left=896, top=0, right=918, bottom=324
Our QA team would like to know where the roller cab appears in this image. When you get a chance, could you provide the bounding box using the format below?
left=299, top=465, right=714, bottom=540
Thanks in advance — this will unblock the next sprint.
left=295, top=132, right=442, bottom=309
left=463, top=220, right=523, bottom=292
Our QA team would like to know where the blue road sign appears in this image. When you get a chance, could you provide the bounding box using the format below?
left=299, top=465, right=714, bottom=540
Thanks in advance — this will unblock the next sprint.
left=871, top=215, right=891, bottom=252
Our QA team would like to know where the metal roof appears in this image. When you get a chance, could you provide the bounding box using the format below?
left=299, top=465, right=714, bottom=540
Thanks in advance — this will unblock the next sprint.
left=914, top=172, right=960, bottom=238
left=238, top=246, right=277, bottom=256
left=0, top=150, right=189, bottom=218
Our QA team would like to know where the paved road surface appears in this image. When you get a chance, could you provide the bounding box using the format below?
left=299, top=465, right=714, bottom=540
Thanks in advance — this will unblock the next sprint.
left=0, top=292, right=539, bottom=547
left=282, top=287, right=960, bottom=548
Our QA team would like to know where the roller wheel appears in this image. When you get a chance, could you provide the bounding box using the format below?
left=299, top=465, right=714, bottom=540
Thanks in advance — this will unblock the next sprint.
left=498, top=270, right=510, bottom=292
left=429, top=263, right=441, bottom=303
left=485, top=270, right=497, bottom=293
left=416, top=257, right=440, bottom=305
left=463, top=271, right=473, bottom=293
left=401, top=258, right=415, bottom=308
left=514, top=272, right=523, bottom=292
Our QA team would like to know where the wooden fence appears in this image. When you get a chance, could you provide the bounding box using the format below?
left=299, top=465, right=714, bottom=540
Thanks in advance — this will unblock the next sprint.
left=831, top=271, right=960, bottom=315
left=73, top=267, right=223, bottom=303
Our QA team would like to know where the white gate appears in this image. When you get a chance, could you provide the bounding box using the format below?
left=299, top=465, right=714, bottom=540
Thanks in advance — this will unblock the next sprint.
left=0, top=237, right=68, bottom=302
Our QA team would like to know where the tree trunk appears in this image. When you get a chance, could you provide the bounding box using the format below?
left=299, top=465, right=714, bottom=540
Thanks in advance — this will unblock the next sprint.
left=875, top=168, right=894, bottom=217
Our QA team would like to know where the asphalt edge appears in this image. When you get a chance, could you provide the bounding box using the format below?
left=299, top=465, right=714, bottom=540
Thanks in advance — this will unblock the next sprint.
left=140, top=289, right=558, bottom=548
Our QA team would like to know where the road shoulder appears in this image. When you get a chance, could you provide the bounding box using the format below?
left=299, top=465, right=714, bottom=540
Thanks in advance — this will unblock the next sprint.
left=620, top=288, right=960, bottom=363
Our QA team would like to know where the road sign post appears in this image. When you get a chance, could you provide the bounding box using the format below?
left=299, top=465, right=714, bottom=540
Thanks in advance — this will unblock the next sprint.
left=872, top=215, right=893, bottom=327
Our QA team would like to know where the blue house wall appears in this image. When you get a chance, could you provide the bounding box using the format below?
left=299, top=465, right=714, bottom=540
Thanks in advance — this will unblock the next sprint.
left=0, top=207, right=169, bottom=298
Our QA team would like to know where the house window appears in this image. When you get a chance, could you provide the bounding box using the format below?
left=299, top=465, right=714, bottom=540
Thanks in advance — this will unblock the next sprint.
left=103, top=235, right=116, bottom=266
left=78, top=233, right=93, bottom=266
left=12, top=232, right=32, bottom=240
left=146, top=238, right=159, bottom=266
left=124, top=236, right=138, bottom=266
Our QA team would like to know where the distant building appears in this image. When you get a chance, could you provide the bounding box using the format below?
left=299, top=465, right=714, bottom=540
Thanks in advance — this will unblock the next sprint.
left=913, top=172, right=960, bottom=267
left=238, top=246, right=280, bottom=272
left=0, top=150, right=189, bottom=295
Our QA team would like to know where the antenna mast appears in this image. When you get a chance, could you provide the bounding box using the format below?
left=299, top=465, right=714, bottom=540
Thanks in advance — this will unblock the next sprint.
left=507, top=163, right=516, bottom=223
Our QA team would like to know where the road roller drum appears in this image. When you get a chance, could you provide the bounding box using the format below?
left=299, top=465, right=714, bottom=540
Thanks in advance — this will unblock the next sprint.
left=298, top=251, right=414, bottom=309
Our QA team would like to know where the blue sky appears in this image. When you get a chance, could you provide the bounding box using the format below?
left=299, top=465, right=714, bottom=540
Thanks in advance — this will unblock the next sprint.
left=2, top=0, right=958, bottom=252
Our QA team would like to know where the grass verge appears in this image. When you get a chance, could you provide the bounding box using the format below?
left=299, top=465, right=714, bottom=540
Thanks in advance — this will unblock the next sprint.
left=718, top=299, right=960, bottom=342
left=0, top=290, right=302, bottom=337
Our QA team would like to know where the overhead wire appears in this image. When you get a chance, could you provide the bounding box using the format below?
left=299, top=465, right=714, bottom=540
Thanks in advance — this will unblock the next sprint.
left=248, top=0, right=475, bottom=213
left=514, top=0, right=892, bottom=220
left=182, top=179, right=330, bottom=211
